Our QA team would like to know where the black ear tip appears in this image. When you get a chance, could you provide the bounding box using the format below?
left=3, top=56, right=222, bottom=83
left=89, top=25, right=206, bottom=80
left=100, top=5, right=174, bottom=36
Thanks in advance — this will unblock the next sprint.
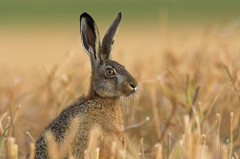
left=82, top=12, right=88, bottom=15
left=80, top=12, right=93, bottom=21
left=118, top=12, right=122, bottom=17
left=80, top=12, right=88, bottom=18
left=80, top=12, right=96, bottom=24
left=118, top=12, right=122, bottom=21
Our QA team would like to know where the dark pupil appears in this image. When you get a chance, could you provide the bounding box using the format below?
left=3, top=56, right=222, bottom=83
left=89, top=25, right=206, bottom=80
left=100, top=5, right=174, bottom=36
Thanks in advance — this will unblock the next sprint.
left=108, top=70, right=112, bottom=74
left=111, top=40, right=114, bottom=45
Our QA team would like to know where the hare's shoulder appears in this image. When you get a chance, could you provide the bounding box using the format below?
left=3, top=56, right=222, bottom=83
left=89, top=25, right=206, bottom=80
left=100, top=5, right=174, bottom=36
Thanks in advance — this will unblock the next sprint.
left=42, top=95, right=102, bottom=142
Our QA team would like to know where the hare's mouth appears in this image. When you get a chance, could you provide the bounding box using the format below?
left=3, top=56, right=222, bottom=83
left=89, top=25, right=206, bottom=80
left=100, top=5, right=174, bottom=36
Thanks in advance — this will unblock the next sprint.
left=131, top=87, right=137, bottom=94
left=122, top=87, right=137, bottom=97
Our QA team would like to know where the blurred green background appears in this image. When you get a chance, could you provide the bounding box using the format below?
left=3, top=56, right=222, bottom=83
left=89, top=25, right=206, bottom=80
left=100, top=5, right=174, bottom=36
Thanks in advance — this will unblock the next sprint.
left=1, top=0, right=240, bottom=69
left=1, top=0, right=240, bottom=26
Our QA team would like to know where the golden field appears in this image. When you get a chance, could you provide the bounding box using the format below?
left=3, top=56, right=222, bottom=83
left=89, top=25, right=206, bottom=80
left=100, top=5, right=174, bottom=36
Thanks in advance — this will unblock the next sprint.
left=1, top=1, right=240, bottom=158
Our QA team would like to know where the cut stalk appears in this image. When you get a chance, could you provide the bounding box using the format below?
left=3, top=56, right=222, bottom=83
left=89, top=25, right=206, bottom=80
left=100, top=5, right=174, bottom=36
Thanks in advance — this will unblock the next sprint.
left=140, top=138, right=145, bottom=159
left=216, top=113, right=221, bottom=159
left=229, top=112, right=233, bottom=159
left=155, top=144, right=162, bottom=159
left=0, top=117, right=11, bottom=153
left=29, top=142, right=35, bottom=159
left=151, top=86, right=161, bottom=139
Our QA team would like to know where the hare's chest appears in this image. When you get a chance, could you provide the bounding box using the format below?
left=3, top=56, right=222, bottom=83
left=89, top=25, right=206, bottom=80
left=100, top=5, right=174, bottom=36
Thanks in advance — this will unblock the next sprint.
left=86, top=107, right=124, bottom=139
left=94, top=109, right=123, bottom=131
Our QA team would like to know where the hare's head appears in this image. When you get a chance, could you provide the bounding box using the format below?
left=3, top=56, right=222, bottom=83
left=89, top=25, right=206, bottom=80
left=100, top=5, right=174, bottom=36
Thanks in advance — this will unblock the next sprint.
left=80, top=12, right=137, bottom=97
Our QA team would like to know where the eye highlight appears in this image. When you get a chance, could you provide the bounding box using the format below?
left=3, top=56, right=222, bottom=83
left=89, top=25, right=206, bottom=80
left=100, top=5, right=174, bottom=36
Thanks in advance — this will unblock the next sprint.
left=106, top=68, right=115, bottom=76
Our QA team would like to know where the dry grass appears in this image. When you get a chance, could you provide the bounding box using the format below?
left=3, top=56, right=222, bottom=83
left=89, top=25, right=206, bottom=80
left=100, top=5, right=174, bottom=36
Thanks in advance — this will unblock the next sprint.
left=0, top=21, right=240, bottom=159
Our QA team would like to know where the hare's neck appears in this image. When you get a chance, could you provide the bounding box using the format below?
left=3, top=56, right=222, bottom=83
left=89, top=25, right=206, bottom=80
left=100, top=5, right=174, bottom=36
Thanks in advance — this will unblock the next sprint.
left=99, top=97, right=124, bottom=129
left=85, top=82, right=96, bottom=100
left=86, top=80, right=123, bottom=122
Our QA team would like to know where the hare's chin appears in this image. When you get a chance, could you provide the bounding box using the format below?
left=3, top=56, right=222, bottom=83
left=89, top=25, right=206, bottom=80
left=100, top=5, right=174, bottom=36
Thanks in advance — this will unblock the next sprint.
left=97, top=91, right=121, bottom=98
left=122, top=91, right=136, bottom=97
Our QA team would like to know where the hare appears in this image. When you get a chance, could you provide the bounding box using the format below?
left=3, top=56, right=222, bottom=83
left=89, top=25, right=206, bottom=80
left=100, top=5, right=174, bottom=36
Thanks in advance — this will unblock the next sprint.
left=33, top=12, right=137, bottom=159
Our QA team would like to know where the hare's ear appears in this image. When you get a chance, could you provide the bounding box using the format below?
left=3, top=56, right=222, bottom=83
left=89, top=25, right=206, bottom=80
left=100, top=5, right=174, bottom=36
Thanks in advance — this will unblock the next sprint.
left=101, top=12, right=122, bottom=60
left=80, top=13, right=101, bottom=66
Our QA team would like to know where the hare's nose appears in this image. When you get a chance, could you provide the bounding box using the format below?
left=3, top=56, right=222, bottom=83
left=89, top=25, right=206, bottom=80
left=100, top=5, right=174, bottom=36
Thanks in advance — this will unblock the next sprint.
left=129, top=78, right=138, bottom=91
left=129, top=83, right=137, bottom=91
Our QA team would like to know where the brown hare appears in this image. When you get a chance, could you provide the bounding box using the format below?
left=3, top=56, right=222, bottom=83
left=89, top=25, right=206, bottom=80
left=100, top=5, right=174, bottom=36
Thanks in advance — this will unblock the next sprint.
left=33, top=12, right=137, bottom=159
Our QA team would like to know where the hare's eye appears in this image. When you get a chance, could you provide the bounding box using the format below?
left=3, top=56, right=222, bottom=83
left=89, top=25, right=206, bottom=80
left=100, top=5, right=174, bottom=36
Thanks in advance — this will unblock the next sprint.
left=106, top=68, right=114, bottom=76
left=111, top=40, right=114, bottom=45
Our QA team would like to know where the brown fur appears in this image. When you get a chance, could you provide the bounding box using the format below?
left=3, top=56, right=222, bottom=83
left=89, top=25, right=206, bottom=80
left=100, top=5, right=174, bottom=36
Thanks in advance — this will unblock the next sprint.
left=32, top=12, right=137, bottom=159
left=34, top=87, right=125, bottom=158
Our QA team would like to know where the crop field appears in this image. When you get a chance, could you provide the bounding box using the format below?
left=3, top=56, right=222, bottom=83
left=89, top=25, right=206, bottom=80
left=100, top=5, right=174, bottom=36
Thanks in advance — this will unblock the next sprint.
left=0, top=1, right=240, bottom=159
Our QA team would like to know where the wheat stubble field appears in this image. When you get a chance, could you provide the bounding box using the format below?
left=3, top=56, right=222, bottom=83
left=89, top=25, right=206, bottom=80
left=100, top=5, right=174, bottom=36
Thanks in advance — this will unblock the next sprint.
left=0, top=1, right=240, bottom=158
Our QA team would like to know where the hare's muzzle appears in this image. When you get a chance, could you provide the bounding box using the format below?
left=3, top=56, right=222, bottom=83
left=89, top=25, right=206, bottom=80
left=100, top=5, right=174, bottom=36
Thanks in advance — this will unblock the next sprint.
left=120, top=79, right=138, bottom=97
